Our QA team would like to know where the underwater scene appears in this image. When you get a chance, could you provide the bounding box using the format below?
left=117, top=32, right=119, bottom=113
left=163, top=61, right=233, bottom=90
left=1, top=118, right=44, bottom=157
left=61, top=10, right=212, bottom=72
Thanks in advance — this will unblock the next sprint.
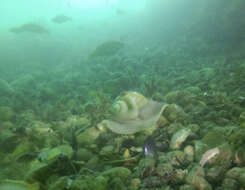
left=1, top=0, right=245, bottom=189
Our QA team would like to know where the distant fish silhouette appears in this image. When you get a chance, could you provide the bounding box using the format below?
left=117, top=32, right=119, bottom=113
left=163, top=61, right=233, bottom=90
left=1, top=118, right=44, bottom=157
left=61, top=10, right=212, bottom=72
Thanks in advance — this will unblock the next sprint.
left=52, top=14, right=72, bottom=24
left=10, top=23, right=48, bottom=34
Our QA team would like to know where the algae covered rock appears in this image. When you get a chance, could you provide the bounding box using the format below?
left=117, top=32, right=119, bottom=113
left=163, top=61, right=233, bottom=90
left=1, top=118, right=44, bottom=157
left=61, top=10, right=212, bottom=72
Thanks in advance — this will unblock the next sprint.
left=77, top=126, right=104, bottom=147
left=167, top=150, right=188, bottom=167
left=184, top=145, right=194, bottom=162
left=221, top=178, right=239, bottom=190
left=0, top=180, right=39, bottom=190
left=163, top=104, right=189, bottom=124
left=70, top=175, right=108, bottom=190
left=170, top=128, right=192, bottom=150
left=206, top=166, right=224, bottom=184
left=47, top=176, right=72, bottom=190
left=138, top=157, right=156, bottom=177
left=225, top=167, right=245, bottom=188
left=25, top=145, right=74, bottom=182
left=130, top=178, right=141, bottom=190
left=99, top=145, right=115, bottom=158
left=10, top=141, right=37, bottom=161
left=186, top=165, right=212, bottom=190
left=76, top=148, right=93, bottom=161
left=38, top=145, right=74, bottom=161
left=101, top=167, right=131, bottom=180
left=202, top=130, right=226, bottom=148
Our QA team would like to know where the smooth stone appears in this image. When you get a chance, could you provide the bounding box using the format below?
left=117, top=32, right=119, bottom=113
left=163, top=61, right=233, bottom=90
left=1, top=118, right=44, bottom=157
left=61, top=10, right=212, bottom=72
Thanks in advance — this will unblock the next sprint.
left=76, top=148, right=93, bottom=161
left=101, top=167, right=131, bottom=180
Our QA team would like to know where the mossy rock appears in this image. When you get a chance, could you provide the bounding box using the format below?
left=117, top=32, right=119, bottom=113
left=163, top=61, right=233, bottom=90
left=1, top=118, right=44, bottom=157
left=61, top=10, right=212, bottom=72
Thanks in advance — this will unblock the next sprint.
left=0, top=180, right=39, bottom=190
left=101, top=167, right=131, bottom=180
left=110, top=177, right=126, bottom=190
left=99, top=145, right=115, bottom=158
left=202, top=130, right=226, bottom=148
left=212, top=144, right=233, bottom=169
left=38, top=145, right=74, bottom=162
left=228, top=129, right=245, bottom=150
left=26, top=145, right=74, bottom=182
left=76, top=127, right=102, bottom=147
left=70, top=175, right=108, bottom=190
left=89, top=41, right=124, bottom=58
left=47, top=176, right=70, bottom=190
left=10, top=142, right=36, bottom=161
left=76, top=148, right=93, bottom=161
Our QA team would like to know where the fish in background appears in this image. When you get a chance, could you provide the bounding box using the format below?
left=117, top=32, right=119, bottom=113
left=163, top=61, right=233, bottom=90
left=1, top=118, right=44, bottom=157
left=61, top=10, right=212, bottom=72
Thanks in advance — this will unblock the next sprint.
left=10, top=23, right=49, bottom=34
left=52, top=14, right=72, bottom=24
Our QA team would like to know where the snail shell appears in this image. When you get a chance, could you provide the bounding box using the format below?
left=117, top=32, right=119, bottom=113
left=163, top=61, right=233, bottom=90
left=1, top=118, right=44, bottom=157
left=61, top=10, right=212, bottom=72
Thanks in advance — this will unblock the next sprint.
left=112, top=92, right=148, bottom=122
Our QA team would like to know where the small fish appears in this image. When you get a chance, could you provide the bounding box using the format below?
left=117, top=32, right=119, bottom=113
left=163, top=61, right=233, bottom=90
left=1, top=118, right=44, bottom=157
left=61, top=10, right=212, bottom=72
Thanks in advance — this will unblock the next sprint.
left=143, top=137, right=157, bottom=158
left=200, top=147, right=220, bottom=167
left=52, top=14, right=72, bottom=24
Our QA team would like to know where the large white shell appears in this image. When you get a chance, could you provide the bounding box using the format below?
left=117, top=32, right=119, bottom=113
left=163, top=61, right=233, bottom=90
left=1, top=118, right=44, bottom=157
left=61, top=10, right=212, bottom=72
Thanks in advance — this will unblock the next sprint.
left=100, top=92, right=167, bottom=135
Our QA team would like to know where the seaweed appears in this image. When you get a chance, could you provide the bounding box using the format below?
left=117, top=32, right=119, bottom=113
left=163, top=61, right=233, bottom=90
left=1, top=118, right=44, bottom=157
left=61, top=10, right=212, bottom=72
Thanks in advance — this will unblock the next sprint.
left=84, top=90, right=112, bottom=126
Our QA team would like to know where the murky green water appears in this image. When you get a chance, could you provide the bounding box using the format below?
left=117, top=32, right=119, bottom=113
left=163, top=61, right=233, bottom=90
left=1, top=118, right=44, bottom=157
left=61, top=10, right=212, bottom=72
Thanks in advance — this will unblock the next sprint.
left=0, top=1, right=245, bottom=189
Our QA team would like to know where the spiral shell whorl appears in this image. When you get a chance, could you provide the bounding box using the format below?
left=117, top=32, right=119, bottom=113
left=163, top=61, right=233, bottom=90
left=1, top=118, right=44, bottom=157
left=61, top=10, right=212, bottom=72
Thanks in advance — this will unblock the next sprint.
left=112, top=92, right=148, bottom=122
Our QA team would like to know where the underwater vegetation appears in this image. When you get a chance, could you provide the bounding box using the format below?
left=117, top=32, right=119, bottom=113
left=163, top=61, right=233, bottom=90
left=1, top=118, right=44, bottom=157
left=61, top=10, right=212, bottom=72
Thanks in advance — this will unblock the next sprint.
left=2, top=1, right=245, bottom=189
left=84, top=90, right=112, bottom=127
left=1, top=41, right=245, bottom=189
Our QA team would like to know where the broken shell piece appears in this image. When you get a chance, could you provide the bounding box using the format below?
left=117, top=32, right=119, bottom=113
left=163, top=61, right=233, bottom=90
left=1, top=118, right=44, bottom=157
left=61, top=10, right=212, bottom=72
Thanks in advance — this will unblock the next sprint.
left=200, top=147, right=220, bottom=167
left=170, top=128, right=192, bottom=150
